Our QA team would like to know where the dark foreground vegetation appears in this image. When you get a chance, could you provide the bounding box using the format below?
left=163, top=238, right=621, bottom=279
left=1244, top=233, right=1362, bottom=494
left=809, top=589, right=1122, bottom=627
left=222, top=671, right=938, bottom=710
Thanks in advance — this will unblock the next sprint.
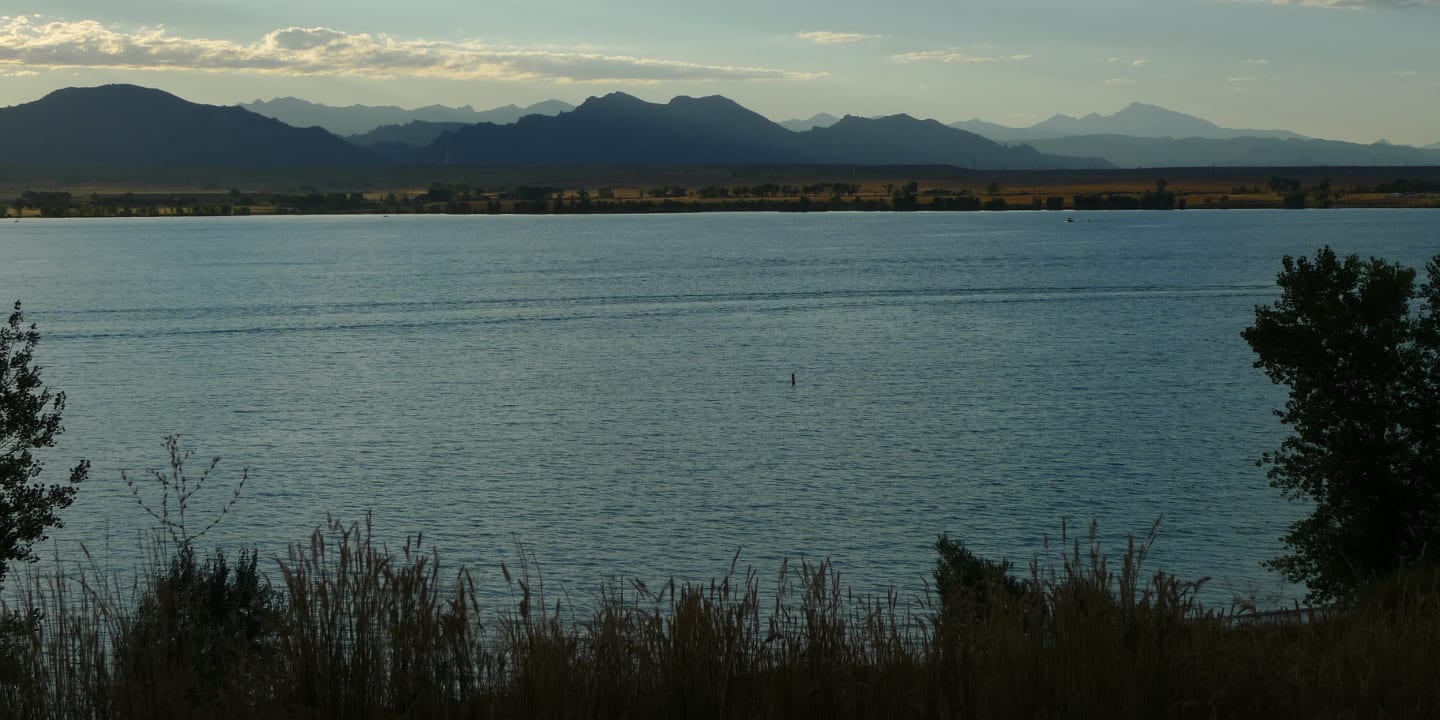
left=3, top=245, right=1439, bottom=718
left=3, top=515, right=1440, bottom=720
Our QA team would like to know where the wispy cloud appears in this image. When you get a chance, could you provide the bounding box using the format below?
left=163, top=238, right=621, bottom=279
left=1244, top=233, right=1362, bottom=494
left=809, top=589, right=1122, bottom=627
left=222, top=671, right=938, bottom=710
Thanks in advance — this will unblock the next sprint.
left=1245, top=0, right=1439, bottom=7
left=892, top=49, right=1032, bottom=64
left=0, top=17, right=816, bottom=83
left=795, top=31, right=881, bottom=44
left=1227, top=75, right=1268, bottom=93
left=1107, top=57, right=1148, bottom=66
left=1104, top=77, right=1135, bottom=86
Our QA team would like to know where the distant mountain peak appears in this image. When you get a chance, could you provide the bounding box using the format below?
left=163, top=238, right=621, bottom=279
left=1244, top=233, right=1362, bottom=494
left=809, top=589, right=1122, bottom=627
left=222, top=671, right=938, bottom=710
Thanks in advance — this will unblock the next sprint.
left=958, top=102, right=1309, bottom=143
left=592, top=91, right=644, bottom=103
left=239, top=95, right=575, bottom=135
left=1, top=84, right=378, bottom=166
left=669, top=94, right=743, bottom=108
left=777, top=112, right=841, bottom=132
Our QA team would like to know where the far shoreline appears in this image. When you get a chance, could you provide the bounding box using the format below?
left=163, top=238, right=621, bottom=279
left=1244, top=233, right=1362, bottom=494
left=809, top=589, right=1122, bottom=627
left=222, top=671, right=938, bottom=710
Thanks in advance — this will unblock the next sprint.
left=5, top=164, right=1439, bottom=217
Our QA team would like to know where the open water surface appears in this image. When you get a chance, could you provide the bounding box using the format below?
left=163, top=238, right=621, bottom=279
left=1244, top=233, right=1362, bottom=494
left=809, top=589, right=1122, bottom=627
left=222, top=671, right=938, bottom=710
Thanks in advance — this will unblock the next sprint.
left=2, top=209, right=1436, bottom=606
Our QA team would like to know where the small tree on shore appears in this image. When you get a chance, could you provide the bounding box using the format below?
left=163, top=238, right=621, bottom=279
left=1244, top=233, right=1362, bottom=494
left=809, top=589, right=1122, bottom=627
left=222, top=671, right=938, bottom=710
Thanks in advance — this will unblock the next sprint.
left=0, top=301, right=87, bottom=586
left=1243, top=248, right=1440, bottom=603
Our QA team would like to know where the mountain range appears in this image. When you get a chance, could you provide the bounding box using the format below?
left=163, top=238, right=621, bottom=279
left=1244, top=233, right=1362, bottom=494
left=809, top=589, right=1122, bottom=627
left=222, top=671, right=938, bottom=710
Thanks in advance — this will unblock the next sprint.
left=1023, top=134, right=1440, bottom=168
left=0, top=85, right=1106, bottom=170
left=239, top=97, right=574, bottom=136
left=416, top=92, right=1106, bottom=168
left=2, top=84, right=1437, bottom=171
left=0, top=85, right=378, bottom=166
left=949, top=103, right=1308, bottom=142
left=778, top=113, right=841, bottom=132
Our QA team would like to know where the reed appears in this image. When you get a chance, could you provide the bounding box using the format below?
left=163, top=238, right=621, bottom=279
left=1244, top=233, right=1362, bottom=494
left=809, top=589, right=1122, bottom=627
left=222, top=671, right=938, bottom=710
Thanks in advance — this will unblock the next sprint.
left=2, top=513, right=1438, bottom=719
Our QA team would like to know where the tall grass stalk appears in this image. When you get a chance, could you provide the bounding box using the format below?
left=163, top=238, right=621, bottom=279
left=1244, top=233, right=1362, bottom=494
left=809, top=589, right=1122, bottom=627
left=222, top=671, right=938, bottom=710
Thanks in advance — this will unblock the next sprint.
left=3, top=515, right=1438, bottom=719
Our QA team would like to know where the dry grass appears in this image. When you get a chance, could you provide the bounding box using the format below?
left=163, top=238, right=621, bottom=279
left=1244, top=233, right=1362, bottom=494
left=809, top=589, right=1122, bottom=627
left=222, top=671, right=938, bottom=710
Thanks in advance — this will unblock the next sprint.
left=3, top=515, right=1439, bottom=719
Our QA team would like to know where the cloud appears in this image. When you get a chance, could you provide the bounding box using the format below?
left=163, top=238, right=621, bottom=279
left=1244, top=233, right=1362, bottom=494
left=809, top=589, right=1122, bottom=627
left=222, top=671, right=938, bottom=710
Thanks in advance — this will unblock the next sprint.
left=1227, top=76, right=1266, bottom=93
left=892, top=49, right=1031, bottom=64
left=796, top=31, right=880, bottom=44
left=1107, top=57, right=1148, bottom=66
left=1246, top=0, right=1439, bottom=7
left=0, top=17, right=816, bottom=83
left=1104, top=77, right=1135, bottom=86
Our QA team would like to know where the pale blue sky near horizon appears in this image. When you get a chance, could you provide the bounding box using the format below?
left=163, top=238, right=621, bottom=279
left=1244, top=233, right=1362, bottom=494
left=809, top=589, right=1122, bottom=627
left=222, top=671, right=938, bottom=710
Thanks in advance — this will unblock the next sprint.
left=1, top=0, right=1437, bottom=145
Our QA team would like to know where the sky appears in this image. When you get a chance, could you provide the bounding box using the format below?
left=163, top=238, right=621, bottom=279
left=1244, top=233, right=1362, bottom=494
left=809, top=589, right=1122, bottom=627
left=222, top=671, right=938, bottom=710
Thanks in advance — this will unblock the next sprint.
left=0, top=0, right=1437, bottom=146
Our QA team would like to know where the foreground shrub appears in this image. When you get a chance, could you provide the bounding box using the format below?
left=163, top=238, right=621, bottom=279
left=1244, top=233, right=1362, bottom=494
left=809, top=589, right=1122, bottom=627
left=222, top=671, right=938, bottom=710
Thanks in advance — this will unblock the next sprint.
left=3, top=516, right=1440, bottom=719
left=111, top=543, right=277, bottom=719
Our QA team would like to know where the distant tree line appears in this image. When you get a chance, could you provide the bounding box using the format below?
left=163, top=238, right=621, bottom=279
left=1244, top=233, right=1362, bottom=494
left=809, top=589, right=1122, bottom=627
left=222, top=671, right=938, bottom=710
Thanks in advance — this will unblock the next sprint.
left=1349, top=178, right=1440, bottom=195
left=1268, top=176, right=1336, bottom=209
left=12, top=175, right=1434, bottom=218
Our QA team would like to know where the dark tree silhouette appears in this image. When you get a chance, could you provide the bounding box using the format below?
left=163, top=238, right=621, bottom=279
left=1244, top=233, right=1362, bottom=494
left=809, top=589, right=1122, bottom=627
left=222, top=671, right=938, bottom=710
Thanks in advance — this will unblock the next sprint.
left=1, top=301, right=87, bottom=586
left=1243, top=248, right=1440, bottom=603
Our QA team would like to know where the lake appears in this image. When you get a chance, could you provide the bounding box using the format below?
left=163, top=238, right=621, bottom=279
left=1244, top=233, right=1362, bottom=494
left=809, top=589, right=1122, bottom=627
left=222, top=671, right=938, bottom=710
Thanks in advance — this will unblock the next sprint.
left=2, top=209, right=1436, bottom=607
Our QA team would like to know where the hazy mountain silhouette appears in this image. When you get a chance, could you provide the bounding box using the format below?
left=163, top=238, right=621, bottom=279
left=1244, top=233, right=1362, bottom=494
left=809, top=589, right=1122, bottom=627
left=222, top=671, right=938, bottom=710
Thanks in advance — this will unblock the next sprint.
left=0, top=84, right=378, bottom=166
left=798, top=115, right=1107, bottom=169
left=951, top=102, right=1306, bottom=142
left=417, top=93, right=1109, bottom=169
left=947, top=117, right=1058, bottom=143
left=240, top=97, right=575, bottom=136
left=348, top=121, right=471, bottom=148
left=778, top=113, right=841, bottom=132
left=418, top=92, right=806, bottom=165
left=1026, top=134, right=1440, bottom=168
left=33, top=83, right=1424, bottom=171
left=1425, top=141, right=1440, bottom=151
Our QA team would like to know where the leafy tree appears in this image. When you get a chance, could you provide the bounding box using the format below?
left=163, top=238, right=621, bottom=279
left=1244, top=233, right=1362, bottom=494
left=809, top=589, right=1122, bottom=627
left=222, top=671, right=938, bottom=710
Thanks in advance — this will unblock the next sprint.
left=1243, top=248, right=1440, bottom=603
left=1, top=301, right=88, bottom=586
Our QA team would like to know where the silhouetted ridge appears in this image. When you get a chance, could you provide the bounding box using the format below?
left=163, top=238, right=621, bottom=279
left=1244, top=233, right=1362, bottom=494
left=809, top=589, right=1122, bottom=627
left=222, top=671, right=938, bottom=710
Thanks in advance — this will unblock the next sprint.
left=0, top=84, right=378, bottom=166
left=418, top=93, right=1106, bottom=168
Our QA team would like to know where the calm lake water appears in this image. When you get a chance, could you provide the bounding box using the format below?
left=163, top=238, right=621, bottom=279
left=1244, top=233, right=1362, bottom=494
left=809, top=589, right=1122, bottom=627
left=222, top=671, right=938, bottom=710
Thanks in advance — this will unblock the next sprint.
left=2, top=209, right=1436, bottom=606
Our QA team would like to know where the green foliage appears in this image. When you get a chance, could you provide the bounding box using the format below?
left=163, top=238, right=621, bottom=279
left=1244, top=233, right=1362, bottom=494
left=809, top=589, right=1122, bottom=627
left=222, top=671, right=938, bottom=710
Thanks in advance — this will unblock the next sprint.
left=891, top=181, right=919, bottom=210
left=1140, top=178, right=1177, bottom=209
left=0, top=301, right=87, bottom=587
left=1243, top=247, right=1440, bottom=603
left=113, top=545, right=279, bottom=717
left=932, top=534, right=1028, bottom=616
left=13, top=191, right=72, bottom=218
left=1267, top=175, right=1331, bottom=209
